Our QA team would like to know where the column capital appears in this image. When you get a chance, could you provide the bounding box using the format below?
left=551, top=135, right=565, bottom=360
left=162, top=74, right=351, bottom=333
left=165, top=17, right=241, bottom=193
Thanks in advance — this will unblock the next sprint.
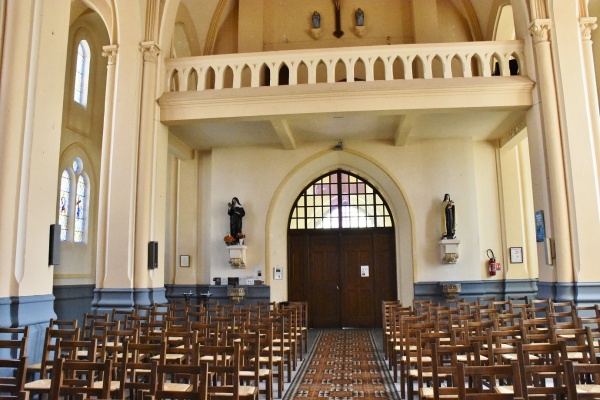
left=140, top=41, right=161, bottom=63
left=580, top=17, right=598, bottom=41
left=529, top=19, right=552, bottom=44
left=102, top=44, right=118, bottom=65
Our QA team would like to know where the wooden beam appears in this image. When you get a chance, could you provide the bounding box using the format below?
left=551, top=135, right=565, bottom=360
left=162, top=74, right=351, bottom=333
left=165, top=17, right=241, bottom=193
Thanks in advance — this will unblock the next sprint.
left=271, top=118, right=297, bottom=150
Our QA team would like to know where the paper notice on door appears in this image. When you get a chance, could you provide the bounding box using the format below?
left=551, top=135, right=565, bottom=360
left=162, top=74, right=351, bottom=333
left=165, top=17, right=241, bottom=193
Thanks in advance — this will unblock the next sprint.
left=361, top=265, right=369, bottom=277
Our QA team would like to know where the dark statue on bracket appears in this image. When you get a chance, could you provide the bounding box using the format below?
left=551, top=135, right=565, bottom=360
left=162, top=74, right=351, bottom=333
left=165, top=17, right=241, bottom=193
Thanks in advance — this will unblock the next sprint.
left=228, top=197, right=245, bottom=243
left=441, top=193, right=456, bottom=239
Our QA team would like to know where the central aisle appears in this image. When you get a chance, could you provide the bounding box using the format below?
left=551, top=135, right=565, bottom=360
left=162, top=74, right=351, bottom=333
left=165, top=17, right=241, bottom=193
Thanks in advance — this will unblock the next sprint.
left=283, top=329, right=400, bottom=399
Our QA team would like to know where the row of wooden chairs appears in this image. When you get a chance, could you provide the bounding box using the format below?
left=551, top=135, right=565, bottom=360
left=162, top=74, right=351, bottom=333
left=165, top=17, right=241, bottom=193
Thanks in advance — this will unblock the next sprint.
left=45, top=337, right=261, bottom=400
left=16, top=300, right=308, bottom=399
left=383, top=297, right=600, bottom=399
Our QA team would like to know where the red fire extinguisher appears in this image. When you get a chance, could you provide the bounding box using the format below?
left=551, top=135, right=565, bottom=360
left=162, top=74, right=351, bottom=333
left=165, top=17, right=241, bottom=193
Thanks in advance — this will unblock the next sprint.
left=487, top=249, right=500, bottom=276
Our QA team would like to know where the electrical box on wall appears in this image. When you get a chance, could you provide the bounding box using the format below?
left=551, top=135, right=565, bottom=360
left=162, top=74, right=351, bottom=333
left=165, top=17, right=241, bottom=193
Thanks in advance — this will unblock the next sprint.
left=273, top=267, right=283, bottom=280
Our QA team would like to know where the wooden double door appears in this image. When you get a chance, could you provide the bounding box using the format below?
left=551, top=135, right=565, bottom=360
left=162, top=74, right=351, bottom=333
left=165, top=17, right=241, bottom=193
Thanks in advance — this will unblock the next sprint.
left=288, top=229, right=396, bottom=328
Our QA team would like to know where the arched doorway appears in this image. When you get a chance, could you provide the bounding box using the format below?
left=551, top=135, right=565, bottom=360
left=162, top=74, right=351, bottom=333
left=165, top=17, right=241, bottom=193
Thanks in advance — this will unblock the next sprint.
left=287, top=170, right=397, bottom=328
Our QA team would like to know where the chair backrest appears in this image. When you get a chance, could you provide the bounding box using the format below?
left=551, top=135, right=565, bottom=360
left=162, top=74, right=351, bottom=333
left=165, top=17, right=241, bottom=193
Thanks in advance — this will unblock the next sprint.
left=206, top=342, right=252, bottom=400
left=49, top=319, right=78, bottom=330
left=431, top=342, right=480, bottom=399
left=564, top=359, right=600, bottom=399
left=57, top=338, right=98, bottom=362
left=0, top=327, right=28, bottom=359
left=111, top=308, right=134, bottom=324
left=39, top=327, right=80, bottom=377
left=125, top=339, right=167, bottom=398
left=82, top=312, right=109, bottom=340
left=149, top=360, right=208, bottom=400
left=456, top=361, right=524, bottom=399
left=0, top=356, right=28, bottom=396
left=48, top=357, right=113, bottom=399
left=516, top=340, right=569, bottom=398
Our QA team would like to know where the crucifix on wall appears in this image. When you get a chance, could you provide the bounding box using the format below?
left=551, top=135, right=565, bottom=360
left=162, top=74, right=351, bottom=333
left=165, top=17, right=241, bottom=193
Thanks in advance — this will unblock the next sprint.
left=333, top=0, right=344, bottom=38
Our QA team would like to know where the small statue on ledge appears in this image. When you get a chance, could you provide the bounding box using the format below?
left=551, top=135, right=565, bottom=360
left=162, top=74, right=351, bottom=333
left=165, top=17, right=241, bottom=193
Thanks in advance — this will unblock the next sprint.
left=355, top=8, right=364, bottom=26
left=441, top=193, right=456, bottom=239
left=312, top=11, right=321, bottom=29
left=228, top=197, right=245, bottom=243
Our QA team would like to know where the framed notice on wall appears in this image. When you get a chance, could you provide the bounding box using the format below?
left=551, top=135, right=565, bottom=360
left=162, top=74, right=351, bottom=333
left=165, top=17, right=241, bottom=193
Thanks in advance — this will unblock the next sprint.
left=509, top=247, right=523, bottom=264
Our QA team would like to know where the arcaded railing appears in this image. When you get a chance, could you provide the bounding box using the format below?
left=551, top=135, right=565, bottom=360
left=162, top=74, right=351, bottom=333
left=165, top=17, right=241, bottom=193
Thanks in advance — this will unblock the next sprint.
left=164, top=40, right=524, bottom=93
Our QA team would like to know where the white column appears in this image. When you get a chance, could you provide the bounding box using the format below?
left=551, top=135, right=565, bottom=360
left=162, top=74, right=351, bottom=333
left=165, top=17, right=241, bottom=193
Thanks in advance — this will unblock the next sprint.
left=529, top=19, right=574, bottom=282
left=548, top=0, right=600, bottom=282
left=0, top=0, right=70, bottom=297
left=579, top=17, right=600, bottom=217
left=96, top=44, right=118, bottom=289
left=135, top=41, right=161, bottom=289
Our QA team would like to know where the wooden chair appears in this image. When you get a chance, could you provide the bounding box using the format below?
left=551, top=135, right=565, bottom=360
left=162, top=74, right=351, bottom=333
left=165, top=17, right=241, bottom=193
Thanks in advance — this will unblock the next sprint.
left=0, top=327, right=28, bottom=361
left=48, top=357, right=112, bottom=399
left=386, top=304, right=413, bottom=370
left=263, top=314, right=292, bottom=384
left=147, top=361, right=209, bottom=400
left=496, top=340, right=569, bottom=398
left=422, top=342, right=480, bottom=400
left=94, top=339, right=130, bottom=400
left=82, top=312, right=109, bottom=341
left=206, top=342, right=258, bottom=400
left=394, top=314, right=427, bottom=397
left=456, top=361, right=524, bottom=399
left=24, top=327, right=80, bottom=396
left=245, top=322, right=282, bottom=399
left=403, top=320, right=436, bottom=399
left=238, top=329, right=273, bottom=400
left=410, top=329, right=453, bottom=400
left=564, top=359, right=600, bottom=399
left=0, top=356, right=28, bottom=399
left=124, top=340, right=167, bottom=400
left=288, top=301, right=309, bottom=355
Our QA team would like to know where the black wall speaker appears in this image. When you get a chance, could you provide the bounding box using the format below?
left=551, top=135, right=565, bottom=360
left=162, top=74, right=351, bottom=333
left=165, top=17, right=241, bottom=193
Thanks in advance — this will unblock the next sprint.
left=148, top=241, right=158, bottom=269
left=48, top=224, right=61, bottom=265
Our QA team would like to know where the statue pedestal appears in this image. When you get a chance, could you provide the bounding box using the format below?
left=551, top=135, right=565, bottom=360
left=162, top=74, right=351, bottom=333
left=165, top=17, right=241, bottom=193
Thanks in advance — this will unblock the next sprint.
left=228, top=245, right=247, bottom=268
left=439, top=238, right=460, bottom=263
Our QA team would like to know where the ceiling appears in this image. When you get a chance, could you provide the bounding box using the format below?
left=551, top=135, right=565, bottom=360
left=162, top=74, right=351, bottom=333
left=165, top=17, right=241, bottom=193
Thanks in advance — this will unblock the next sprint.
left=168, top=108, right=527, bottom=151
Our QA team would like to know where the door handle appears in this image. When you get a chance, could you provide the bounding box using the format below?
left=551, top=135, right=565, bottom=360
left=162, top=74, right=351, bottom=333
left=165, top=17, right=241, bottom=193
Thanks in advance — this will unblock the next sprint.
left=336, top=285, right=340, bottom=290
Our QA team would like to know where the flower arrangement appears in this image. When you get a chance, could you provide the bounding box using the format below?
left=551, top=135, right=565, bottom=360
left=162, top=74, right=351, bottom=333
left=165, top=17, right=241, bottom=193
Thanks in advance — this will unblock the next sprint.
left=237, top=232, right=246, bottom=239
left=224, top=234, right=235, bottom=246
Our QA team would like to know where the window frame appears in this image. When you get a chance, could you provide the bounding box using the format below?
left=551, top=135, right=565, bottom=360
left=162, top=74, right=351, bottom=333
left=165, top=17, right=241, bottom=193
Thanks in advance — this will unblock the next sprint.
left=289, top=169, right=394, bottom=230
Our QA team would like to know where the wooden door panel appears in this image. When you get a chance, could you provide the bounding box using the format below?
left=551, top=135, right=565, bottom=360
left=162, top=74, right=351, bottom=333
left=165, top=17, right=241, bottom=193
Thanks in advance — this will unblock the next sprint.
left=341, top=234, right=375, bottom=327
left=308, top=235, right=340, bottom=328
left=288, top=229, right=396, bottom=328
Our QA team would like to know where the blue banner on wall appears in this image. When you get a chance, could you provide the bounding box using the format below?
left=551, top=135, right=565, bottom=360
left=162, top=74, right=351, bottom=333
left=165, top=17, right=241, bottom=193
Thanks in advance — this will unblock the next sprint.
left=535, top=210, right=545, bottom=242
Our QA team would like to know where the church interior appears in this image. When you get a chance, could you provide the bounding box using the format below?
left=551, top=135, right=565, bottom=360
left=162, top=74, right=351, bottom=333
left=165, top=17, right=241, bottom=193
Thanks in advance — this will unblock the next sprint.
left=2, top=0, right=600, bottom=381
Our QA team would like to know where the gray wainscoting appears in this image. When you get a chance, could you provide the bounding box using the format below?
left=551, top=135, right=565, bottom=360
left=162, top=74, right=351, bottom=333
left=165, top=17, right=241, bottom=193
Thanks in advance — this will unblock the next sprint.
left=414, top=279, right=539, bottom=304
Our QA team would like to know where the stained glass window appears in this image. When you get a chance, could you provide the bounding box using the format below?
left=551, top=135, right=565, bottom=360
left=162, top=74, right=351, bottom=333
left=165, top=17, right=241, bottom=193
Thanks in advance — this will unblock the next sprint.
left=74, top=175, right=86, bottom=243
left=289, top=170, right=393, bottom=230
left=74, top=40, right=90, bottom=107
left=58, top=170, right=70, bottom=241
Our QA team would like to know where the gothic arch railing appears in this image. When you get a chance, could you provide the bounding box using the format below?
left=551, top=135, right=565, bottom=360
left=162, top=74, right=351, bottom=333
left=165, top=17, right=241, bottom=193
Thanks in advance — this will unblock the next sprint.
left=163, top=40, right=525, bottom=93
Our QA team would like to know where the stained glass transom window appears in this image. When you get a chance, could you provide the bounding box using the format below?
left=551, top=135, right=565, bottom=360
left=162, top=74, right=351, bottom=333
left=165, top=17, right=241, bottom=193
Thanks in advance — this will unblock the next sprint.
left=289, top=170, right=393, bottom=230
left=59, top=170, right=70, bottom=241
